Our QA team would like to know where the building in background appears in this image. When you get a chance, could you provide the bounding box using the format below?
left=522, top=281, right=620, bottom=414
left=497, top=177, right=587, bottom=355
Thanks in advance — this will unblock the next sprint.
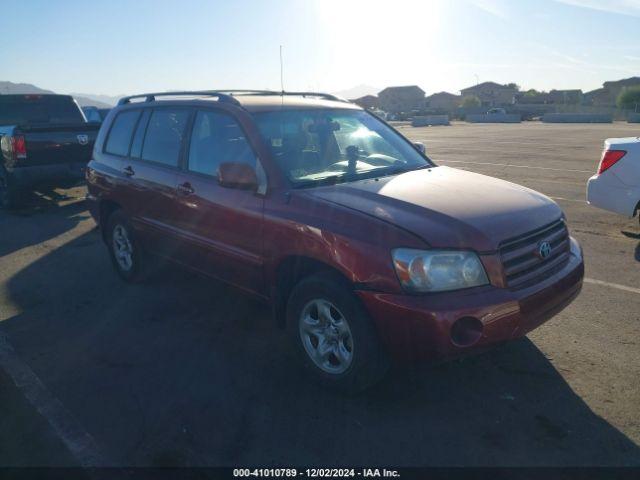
left=514, top=89, right=583, bottom=105
left=351, top=94, right=379, bottom=110
left=548, top=89, right=583, bottom=105
left=584, top=77, right=640, bottom=107
left=460, top=82, right=518, bottom=107
left=425, top=91, right=461, bottom=112
left=603, top=77, right=640, bottom=104
left=584, top=88, right=612, bottom=106
left=377, top=85, right=425, bottom=114
left=514, top=92, right=552, bottom=104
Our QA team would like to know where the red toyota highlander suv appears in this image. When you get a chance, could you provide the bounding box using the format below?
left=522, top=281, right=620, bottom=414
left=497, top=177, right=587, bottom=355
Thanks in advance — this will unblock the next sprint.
left=86, top=90, right=584, bottom=391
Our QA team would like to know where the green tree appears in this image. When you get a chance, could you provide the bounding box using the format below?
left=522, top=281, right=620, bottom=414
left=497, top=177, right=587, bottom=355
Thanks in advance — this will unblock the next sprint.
left=506, top=83, right=520, bottom=91
left=617, top=86, right=640, bottom=111
left=524, top=89, right=543, bottom=97
left=461, top=95, right=481, bottom=108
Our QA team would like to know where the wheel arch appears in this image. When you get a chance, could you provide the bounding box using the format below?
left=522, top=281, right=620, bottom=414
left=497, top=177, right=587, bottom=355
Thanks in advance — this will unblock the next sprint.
left=272, top=255, right=354, bottom=328
left=98, top=199, right=123, bottom=241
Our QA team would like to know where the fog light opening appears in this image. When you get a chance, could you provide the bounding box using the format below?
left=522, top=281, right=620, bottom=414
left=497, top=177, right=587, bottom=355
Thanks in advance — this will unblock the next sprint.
left=450, top=316, right=483, bottom=347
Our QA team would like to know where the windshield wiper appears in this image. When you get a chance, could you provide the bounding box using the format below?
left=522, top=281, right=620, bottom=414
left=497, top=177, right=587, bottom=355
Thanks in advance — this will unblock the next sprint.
left=292, top=174, right=348, bottom=189
left=358, top=164, right=430, bottom=180
left=292, top=165, right=431, bottom=188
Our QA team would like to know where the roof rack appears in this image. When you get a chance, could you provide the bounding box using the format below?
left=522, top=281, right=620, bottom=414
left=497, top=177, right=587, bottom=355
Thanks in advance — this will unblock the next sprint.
left=216, top=90, right=349, bottom=103
left=117, top=91, right=242, bottom=106
left=116, top=90, right=349, bottom=106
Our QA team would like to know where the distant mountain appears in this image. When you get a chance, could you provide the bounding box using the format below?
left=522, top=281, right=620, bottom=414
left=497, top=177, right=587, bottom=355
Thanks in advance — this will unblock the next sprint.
left=70, top=92, right=124, bottom=107
left=73, top=96, right=112, bottom=108
left=332, top=84, right=380, bottom=100
left=0, top=81, right=112, bottom=108
left=0, top=81, right=53, bottom=95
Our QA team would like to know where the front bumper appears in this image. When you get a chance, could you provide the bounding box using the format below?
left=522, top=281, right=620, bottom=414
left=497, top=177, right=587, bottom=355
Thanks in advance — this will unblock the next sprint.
left=357, top=237, right=584, bottom=362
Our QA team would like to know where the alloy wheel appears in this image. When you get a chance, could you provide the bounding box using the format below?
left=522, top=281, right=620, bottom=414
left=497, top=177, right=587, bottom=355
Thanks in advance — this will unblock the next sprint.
left=112, top=224, right=134, bottom=271
left=299, top=298, right=354, bottom=374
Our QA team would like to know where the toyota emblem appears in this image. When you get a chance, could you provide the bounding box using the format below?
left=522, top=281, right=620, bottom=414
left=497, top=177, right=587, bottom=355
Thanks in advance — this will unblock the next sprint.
left=537, top=241, right=552, bottom=260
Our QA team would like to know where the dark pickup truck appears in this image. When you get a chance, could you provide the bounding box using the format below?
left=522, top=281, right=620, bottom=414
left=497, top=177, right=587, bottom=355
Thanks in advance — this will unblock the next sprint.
left=0, top=94, right=100, bottom=208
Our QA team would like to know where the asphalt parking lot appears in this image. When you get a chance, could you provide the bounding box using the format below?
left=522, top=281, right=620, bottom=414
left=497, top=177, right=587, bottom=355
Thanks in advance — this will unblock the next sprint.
left=0, top=122, right=639, bottom=467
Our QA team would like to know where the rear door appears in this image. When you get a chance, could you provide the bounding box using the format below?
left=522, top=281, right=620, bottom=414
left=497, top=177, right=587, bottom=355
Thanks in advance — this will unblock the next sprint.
left=173, top=109, right=265, bottom=295
left=124, top=107, right=192, bottom=256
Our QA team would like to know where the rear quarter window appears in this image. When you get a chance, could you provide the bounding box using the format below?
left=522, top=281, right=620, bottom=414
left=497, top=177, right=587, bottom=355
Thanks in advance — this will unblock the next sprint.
left=104, top=110, right=141, bottom=156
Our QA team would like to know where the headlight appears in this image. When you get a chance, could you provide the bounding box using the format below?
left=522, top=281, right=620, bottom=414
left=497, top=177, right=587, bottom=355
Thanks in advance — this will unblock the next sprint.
left=392, top=248, right=489, bottom=292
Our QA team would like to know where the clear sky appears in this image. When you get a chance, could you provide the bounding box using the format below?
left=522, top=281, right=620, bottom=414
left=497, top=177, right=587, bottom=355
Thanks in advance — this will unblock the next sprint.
left=2, top=0, right=639, bottom=97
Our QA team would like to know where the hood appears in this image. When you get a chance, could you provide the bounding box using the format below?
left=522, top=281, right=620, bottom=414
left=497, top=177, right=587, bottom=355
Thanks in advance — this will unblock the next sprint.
left=306, top=166, right=562, bottom=252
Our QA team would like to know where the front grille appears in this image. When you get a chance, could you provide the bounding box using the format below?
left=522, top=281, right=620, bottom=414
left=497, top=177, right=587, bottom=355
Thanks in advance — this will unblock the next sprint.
left=499, top=219, right=570, bottom=289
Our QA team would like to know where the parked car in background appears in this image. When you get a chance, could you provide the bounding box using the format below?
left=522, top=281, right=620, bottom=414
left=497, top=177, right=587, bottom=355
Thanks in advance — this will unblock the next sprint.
left=82, top=106, right=111, bottom=124
left=587, top=137, right=640, bottom=221
left=370, top=108, right=388, bottom=120
left=0, top=94, right=100, bottom=208
left=487, top=107, right=507, bottom=115
left=98, top=108, right=111, bottom=121
left=86, top=90, right=584, bottom=392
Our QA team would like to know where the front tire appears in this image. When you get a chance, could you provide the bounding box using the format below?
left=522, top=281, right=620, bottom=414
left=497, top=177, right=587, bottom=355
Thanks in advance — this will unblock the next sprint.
left=106, top=210, right=147, bottom=282
left=286, top=272, right=389, bottom=393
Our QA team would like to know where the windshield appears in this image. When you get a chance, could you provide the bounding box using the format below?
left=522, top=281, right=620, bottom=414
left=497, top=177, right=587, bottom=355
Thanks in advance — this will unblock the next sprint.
left=252, top=109, right=432, bottom=187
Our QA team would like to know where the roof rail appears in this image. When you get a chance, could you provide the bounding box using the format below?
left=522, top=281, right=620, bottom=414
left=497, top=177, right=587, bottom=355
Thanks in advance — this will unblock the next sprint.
left=285, top=91, right=348, bottom=102
left=117, top=91, right=241, bottom=106
left=116, top=90, right=349, bottom=106
left=215, top=90, right=349, bottom=103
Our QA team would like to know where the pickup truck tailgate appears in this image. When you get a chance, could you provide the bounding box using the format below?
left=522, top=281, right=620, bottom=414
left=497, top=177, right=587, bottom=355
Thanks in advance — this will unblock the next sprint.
left=15, top=123, right=99, bottom=167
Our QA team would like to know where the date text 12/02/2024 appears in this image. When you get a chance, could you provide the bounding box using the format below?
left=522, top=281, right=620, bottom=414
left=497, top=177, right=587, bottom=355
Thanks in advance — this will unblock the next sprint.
left=232, top=469, right=400, bottom=478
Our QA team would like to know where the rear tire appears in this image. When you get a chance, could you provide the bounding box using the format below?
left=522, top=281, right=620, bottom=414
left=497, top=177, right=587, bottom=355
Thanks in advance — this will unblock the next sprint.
left=106, top=209, right=148, bottom=283
left=286, top=271, right=389, bottom=393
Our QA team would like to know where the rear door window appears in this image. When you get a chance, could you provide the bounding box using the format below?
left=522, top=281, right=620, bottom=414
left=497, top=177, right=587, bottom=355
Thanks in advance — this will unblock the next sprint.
left=130, top=109, right=151, bottom=158
left=104, top=110, right=141, bottom=156
left=141, top=109, right=190, bottom=167
left=187, top=110, right=256, bottom=177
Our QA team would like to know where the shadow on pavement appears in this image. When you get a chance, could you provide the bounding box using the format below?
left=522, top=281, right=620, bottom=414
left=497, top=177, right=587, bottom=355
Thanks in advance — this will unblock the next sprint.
left=0, top=194, right=89, bottom=258
left=2, top=230, right=640, bottom=467
left=620, top=230, right=640, bottom=261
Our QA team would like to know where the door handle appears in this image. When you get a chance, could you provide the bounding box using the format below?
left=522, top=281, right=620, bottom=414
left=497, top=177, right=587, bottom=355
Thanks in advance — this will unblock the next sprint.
left=177, top=182, right=194, bottom=196
left=123, top=165, right=135, bottom=176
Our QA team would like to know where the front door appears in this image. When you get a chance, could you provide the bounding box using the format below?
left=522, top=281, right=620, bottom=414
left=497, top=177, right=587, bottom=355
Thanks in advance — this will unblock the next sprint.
left=173, top=109, right=265, bottom=295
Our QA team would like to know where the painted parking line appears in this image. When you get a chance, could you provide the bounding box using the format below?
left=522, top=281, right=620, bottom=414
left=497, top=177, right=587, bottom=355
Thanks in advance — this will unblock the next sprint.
left=0, top=332, right=107, bottom=467
left=437, top=159, right=593, bottom=173
left=584, top=277, right=640, bottom=295
left=420, top=139, right=590, bottom=148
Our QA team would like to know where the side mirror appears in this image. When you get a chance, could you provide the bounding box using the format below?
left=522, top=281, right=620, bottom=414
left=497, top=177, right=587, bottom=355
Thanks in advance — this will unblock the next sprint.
left=414, top=142, right=426, bottom=154
left=218, top=162, right=258, bottom=190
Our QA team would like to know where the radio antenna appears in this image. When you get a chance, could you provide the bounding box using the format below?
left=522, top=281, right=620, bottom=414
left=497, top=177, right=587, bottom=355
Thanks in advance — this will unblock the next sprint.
left=280, top=45, right=284, bottom=93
